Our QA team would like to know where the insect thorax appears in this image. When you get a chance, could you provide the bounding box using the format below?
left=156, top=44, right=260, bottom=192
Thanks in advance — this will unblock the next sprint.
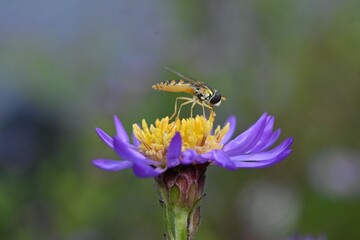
left=195, top=86, right=213, bottom=101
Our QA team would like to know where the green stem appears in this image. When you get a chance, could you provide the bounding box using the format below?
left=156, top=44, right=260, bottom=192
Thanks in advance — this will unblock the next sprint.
left=173, top=207, right=189, bottom=240
left=160, top=195, right=199, bottom=240
left=160, top=199, right=175, bottom=240
left=155, top=164, right=208, bottom=240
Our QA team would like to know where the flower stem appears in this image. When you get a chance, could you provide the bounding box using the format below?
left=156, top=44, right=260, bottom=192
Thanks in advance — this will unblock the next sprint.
left=173, top=206, right=189, bottom=239
left=155, top=164, right=208, bottom=240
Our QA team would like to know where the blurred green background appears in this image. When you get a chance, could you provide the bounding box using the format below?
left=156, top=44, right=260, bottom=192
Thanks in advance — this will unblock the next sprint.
left=1, top=1, right=359, bottom=239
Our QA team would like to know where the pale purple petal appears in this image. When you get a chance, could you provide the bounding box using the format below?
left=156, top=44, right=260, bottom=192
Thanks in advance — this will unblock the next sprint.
left=232, top=149, right=292, bottom=168
left=228, top=138, right=293, bottom=161
left=96, top=128, right=113, bottom=148
left=223, top=113, right=268, bottom=152
left=224, top=113, right=268, bottom=155
left=132, top=132, right=140, bottom=147
left=236, top=118, right=267, bottom=153
left=92, top=159, right=132, bottom=171
left=206, top=150, right=237, bottom=170
left=132, top=163, right=166, bottom=178
left=113, top=137, right=158, bottom=165
left=181, top=149, right=197, bottom=164
left=195, top=152, right=212, bottom=164
left=221, top=116, right=236, bottom=144
left=246, top=116, right=275, bottom=153
left=114, top=115, right=129, bottom=143
left=260, top=128, right=281, bottom=151
left=166, top=132, right=182, bottom=167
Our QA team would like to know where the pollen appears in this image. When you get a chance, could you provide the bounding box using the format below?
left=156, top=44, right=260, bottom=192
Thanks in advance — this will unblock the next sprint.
left=133, top=116, right=230, bottom=163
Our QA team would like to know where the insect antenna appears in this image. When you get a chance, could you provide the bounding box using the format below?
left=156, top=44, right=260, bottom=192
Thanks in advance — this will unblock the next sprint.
left=163, top=66, right=197, bottom=84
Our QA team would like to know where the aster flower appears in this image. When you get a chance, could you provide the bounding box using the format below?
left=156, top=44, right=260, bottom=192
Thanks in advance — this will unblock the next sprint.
left=93, top=113, right=293, bottom=240
left=93, top=112, right=293, bottom=177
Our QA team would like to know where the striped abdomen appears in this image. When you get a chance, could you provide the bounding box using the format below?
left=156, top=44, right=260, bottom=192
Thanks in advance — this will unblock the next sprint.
left=152, top=79, right=196, bottom=95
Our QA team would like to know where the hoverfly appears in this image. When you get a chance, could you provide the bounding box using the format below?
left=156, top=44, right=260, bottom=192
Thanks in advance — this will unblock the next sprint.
left=152, top=66, right=226, bottom=120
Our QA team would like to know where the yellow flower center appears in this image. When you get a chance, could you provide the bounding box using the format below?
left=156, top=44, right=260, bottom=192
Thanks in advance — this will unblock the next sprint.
left=133, top=115, right=230, bottom=164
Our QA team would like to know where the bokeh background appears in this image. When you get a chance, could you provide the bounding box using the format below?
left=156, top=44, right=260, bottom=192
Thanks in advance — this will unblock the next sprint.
left=1, top=0, right=359, bottom=239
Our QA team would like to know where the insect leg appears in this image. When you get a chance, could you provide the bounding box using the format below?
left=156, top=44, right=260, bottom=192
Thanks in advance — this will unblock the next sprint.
left=170, top=97, right=193, bottom=120
left=190, top=100, right=198, bottom=118
left=198, top=102, right=215, bottom=119
left=176, top=99, right=195, bottom=120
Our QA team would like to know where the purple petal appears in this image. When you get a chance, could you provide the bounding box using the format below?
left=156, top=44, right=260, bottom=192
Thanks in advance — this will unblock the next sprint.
left=132, top=163, right=166, bottom=178
left=181, top=149, right=197, bottom=164
left=113, top=137, right=157, bottom=165
left=229, top=138, right=293, bottom=161
left=206, top=150, right=237, bottom=170
left=223, top=113, right=267, bottom=151
left=260, top=128, right=281, bottom=151
left=114, top=115, right=129, bottom=143
left=166, top=132, right=182, bottom=167
left=224, top=113, right=268, bottom=155
left=221, top=116, right=237, bottom=144
left=195, top=152, right=212, bottom=164
left=132, top=132, right=140, bottom=147
left=96, top=128, right=113, bottom=148
left=232, top=149, right=292, bottom=168
left=246, top=116, right=275, bottom=153
left=92, top=159, right=132, bottom=171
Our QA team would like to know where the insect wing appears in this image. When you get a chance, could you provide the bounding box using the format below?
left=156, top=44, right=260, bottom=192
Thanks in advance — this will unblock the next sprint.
left=164, top=66, right=213, bottom=92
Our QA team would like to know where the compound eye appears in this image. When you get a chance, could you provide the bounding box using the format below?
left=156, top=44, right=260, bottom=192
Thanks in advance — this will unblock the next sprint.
left=210, top=91, right=222, bottom=106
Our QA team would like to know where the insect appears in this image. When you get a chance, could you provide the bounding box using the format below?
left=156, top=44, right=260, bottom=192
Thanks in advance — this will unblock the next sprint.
left=152, top=67, right=226, bottom=120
